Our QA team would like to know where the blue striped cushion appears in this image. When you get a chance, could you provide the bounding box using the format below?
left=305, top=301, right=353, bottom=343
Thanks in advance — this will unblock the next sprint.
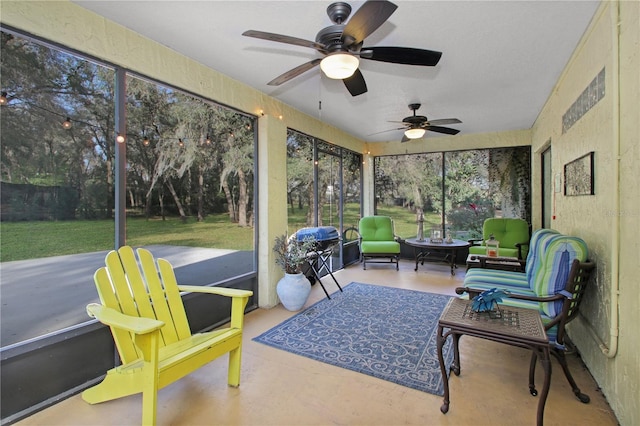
left=464, top=269, right=530, bottom=292
left=525, top=229, right=560, bottom=285
left=545, top=324, right=562, bottom=349
left=462, top=284, right=536, bottom=301
left=530, top=235, right=588, bottom=317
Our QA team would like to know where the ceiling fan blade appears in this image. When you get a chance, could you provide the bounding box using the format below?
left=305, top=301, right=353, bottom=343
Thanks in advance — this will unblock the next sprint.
left=343, top=0, right=397, bottom=45
left=427, top=126, right=461, bottom=135
left=242, top=30, right=326, bottom=52
left=367, top=126, right=406, bottom=136
left=426, top=118, right=462, bottom=126
left=343, top=68, right=367, bottom=96
left=360, top=47, right=442, bottom=66
left=267, top=59, right=322, bottom=86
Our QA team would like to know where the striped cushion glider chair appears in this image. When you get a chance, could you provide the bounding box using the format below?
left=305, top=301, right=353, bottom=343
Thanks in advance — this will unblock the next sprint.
left=457, top=228, right=595, bottom=404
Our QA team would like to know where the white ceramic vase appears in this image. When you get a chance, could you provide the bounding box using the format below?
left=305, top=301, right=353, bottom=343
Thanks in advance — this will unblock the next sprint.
left=276, top=272, right=311, bottom=311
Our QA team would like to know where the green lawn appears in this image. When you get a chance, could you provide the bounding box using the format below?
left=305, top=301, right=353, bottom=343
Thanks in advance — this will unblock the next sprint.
left=287, top=203, right=440, bottom=239
left=375, top=205, right=441, bottom=238
left=1, top=205, right=440, bottom=262
left=0, top=214, right=254, bottom=262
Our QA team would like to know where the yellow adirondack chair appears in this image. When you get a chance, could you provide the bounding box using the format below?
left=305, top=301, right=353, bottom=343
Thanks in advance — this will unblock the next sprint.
left=82, top=246, right=253, bottom=425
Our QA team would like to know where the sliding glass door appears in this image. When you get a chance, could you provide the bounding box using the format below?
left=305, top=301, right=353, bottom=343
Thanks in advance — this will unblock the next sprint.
left=287, top=130, right=362, bottom=269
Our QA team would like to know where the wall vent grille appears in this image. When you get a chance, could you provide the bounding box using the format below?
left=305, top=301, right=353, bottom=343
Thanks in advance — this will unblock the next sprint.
left=562, top=67, right=605, bottom=134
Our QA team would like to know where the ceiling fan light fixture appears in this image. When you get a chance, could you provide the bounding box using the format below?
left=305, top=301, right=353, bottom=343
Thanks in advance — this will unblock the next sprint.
left=404, top=128, right=426, bottom=139
left=320, top=53, right=359, bottom=80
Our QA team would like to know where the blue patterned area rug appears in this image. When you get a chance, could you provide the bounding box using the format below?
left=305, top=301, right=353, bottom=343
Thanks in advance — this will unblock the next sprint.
left=253, top=282, right=454, bottom=396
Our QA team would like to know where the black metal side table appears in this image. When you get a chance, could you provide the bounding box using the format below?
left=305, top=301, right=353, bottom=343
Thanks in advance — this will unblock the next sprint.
left=437, top=298, right=551, bottom=426
left=405, top=238, right=470, bottom=275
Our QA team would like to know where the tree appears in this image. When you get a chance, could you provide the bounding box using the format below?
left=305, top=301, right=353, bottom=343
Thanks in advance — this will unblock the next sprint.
left=218, top=112, right=254, bottom=226
left=1, top=30, right=258, bottom=234
left=1, top=31, right=114, bottom=219
left=286, top=131, right=314, bottom=226
left=125, top=76, right=176, bottom=218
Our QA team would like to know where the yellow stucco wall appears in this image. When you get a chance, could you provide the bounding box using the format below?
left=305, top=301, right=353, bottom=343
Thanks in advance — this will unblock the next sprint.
left=257, top=114, right=288, bottom=308
left=531, top=2, right=639, bottom=424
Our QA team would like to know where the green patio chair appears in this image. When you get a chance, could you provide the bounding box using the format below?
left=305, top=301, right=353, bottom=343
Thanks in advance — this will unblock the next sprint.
left=358, top=216, right=401, bottom=270
left=468, top=218, right=531, bottom=260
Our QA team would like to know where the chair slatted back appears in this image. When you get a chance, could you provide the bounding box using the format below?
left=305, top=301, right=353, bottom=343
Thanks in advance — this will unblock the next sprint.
left=93, top=246, right=192, bottom=364
left=137, top=248, right=191, bottom=342
left=550, top=259, right=595, bottom=346
left=94, top=267, right=140, bottom=363
left=563, top=260, right=594, bottom=324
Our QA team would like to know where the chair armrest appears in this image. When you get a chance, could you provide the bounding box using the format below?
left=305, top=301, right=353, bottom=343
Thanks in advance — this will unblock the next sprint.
left=178, top=286, right=253, bottom=330
left=455, top=286, right=565, bottom=303
left=178, top=285, right=253, bottom=299
left=514, top=241, right=530, bottom=260
left=468, top=238, right=483, bottom=245
left=86, top=303, right=164, bottom=335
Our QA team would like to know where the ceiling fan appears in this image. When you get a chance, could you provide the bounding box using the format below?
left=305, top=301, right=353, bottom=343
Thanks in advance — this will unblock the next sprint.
left=242, top=0, right=442, bottom=97
left=379, top=103, right=462, bottom=142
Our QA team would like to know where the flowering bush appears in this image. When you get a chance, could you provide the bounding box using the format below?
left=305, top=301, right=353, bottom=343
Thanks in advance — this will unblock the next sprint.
left=447, top=200, right=495, bottom=239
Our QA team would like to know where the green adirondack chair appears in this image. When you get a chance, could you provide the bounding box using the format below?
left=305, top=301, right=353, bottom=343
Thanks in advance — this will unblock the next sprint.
left=82, top=246, right=253, bottom=425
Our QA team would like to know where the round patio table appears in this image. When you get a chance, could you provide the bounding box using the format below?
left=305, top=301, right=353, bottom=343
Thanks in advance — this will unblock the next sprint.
left=405, top=238, right=471, bottom=275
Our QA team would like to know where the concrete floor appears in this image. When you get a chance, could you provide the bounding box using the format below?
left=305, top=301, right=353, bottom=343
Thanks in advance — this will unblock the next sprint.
left=17, top=260, right=617, bottom=426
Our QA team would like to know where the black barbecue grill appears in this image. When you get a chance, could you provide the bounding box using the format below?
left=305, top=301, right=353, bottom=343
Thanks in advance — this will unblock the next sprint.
left=295, top=226, right=343, bottom=299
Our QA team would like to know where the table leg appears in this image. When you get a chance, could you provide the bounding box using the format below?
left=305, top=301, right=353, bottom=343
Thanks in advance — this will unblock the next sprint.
left=536, top=346, right=552, bottom=426
left=528, top=352, right=538, bottom=396
left=414, top=248, right=419, bottom=271
left=449, top=249, right=456, bottom=275
left=437, top=325, right=451, bottom=414
left=451, top=333, right=461, bottom=376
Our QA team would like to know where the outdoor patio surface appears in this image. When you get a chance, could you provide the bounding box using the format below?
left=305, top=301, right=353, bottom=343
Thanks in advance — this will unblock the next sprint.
left=0, top=246, right=254, bottom=346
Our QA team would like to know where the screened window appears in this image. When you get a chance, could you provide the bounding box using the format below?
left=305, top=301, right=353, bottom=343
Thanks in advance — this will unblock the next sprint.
left=0, top=30, right=257, bottom=347
left=124, top=74, right=256, bottom=275
left=374, top=147, right=531, bottom=241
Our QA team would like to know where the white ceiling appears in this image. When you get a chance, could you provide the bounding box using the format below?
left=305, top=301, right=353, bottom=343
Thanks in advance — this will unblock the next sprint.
left=72, top=0, right=599, bottom=142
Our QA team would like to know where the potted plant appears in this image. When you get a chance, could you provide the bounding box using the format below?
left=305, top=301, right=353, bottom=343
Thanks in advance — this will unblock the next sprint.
left=272, top=233, right=317, bottom=311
